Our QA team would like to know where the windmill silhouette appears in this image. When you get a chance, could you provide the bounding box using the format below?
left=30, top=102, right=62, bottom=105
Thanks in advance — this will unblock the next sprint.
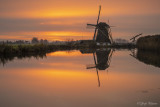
left=87, top=5, right=114, bottom=45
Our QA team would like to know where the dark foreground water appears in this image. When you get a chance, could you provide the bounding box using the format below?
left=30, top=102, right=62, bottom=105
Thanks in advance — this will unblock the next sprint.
left=0, top=49, right=160, bottom=107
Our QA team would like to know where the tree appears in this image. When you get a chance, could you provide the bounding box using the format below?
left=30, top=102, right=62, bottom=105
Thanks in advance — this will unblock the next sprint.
left=31, top=37, right=39, bottom=44
left=43, top=39, right=48, bottom=44
left=40, top=39, right=44, bottom=44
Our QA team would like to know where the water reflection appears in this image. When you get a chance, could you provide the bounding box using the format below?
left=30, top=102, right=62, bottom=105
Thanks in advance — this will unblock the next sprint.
left=130, top=49, right=160, bottom=68
left=0, top=53, right=46, bottom=66
left=80, top=48, right=113, bottom=87
left=1, top=48, right=160, bottom=69
left=0, top=49, right=160, bottom=107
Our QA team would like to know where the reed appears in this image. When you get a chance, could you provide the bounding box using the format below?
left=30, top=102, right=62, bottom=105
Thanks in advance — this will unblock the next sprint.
left=0, top=44, right=77, bottom=55
left=0, top=44, right=76, bottom=65
left=0, top=42, right=136, bottom=55
left=137, top=34, right=160, bottom=52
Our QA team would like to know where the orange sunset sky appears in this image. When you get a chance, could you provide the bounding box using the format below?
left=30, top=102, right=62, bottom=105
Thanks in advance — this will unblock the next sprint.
left=0, top=0, right=160, bottom=41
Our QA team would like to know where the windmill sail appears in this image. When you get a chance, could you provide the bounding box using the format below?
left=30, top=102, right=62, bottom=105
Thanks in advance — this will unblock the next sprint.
left=93, top=5, right=101, bottom=40
left=87, top=5, right=114, bottom=44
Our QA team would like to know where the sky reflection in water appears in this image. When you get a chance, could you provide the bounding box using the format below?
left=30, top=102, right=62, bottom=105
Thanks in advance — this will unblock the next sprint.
left=0, top=50, right=160, bottom=107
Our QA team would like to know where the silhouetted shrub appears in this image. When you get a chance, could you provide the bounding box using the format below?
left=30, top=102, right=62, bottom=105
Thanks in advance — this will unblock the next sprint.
left=137, top=35, right=160, bottom=52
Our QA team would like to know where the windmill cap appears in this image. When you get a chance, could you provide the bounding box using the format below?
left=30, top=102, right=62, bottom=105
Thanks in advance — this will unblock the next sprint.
left=98, top=22, right=110, bottom=27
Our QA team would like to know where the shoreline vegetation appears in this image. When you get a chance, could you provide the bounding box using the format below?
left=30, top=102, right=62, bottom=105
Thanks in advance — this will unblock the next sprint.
left=135, top=34, right=160, bottom=68
left=0, top=34, right=160, bottom=64
left=0, top=43, right=134, bottom=66
left=137, top=34, right=160, bottom=52
left=0, top=41, right=134, bottom=66
left=0, top=34, right=159, bottom=54
left=0, top=44, right=159, bottom=67
left=0, top=37, right=136, bottom=55
left=0, top=43, right=136, bottom=55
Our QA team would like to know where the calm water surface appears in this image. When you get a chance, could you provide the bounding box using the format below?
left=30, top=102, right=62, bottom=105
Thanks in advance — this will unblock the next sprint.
left=0, top=50, right=160, bottom=107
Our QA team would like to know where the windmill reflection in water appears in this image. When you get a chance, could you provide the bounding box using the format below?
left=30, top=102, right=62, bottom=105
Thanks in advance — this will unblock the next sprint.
left=80, top=49, right=114, bottom=87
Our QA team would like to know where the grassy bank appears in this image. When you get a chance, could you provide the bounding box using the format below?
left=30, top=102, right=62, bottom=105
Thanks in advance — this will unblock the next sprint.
left=0, top=44, right=77, bottom=65
left=0, top=44, right=77, bottom=55
left=0, top=43, right=136, bottom=55
left=137, top=34, right=160, bottom=52
left=0, top=43, right=136, bottom=66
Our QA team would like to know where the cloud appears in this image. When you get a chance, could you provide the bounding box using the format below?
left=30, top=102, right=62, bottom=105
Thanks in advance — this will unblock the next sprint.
left=0, top=17, right=87, bottom=32
left=0, top=0, right=160, bottom=41
left=0, top=0, right=160, bottom=18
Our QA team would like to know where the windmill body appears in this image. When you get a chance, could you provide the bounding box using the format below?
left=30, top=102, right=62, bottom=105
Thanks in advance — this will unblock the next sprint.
left=96, top=22, right=111, bottom=44
left=87, top=5, right=113, bottom=45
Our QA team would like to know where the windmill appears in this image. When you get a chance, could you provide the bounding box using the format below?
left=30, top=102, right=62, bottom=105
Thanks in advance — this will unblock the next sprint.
left=87, top=5, right=114, bottom=45
left=86, top=49, right=114, bottom=87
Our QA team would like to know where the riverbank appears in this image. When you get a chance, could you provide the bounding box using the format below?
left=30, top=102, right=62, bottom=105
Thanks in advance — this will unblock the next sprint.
left=137, top=34, right=160, bottom=52
left=0, top=44, right=76, bottom=55
left=0, top=44, right=76, bottom=65
left=0, top=43, right=136, bottom=55
left=0, top=43, right=135, bottom=66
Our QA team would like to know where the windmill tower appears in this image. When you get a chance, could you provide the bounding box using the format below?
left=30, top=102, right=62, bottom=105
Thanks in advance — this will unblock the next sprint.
left=87, top=5, right=114, bottom=45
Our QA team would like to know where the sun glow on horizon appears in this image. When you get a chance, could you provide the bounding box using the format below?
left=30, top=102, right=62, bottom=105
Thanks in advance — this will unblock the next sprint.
left=0, top=31, right=93, bottom=41
left=0, top=0, right=160, bottom=40
left=47, top=51, right=91, bottom=57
